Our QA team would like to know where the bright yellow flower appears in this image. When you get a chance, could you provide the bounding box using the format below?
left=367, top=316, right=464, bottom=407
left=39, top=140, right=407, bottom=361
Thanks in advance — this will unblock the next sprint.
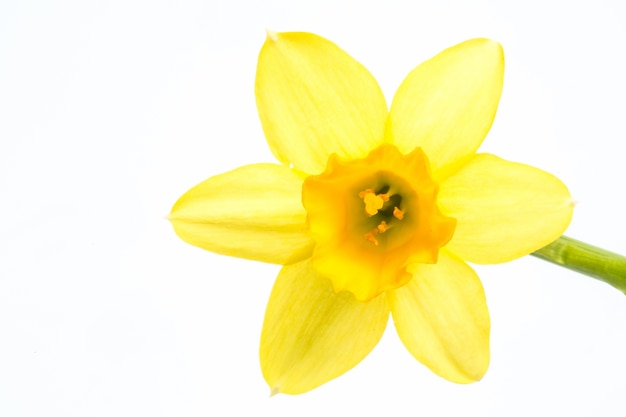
left=169, top=31, right=573, bottom=395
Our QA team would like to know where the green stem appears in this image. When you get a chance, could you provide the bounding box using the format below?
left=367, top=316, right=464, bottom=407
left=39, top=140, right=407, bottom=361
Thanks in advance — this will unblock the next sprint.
left=531, top=236, right=626, bottom=294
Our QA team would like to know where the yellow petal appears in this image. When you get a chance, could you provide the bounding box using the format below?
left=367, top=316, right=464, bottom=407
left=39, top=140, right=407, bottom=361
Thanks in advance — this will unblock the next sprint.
left=388, top=252, right=490, bottom=383
left=169, top=163, right=314, bottom=264
left=260, top=259, right=389, bottom=394
left=389, top=38, right=504, bottom=178
left=256, top=31, right=388, bottom=175
left=438, top=154, right=574, bottom=263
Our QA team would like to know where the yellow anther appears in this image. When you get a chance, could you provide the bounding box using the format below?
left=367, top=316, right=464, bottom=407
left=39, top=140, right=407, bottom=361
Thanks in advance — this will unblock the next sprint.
left=358, top=189, right=375, bottom=198
left=393, top=206, right=404, bottom=220
left=363, top=192, right=384, bottom=216
left=364, top=230, right=379, bottom=245
left=360, top=188, right=392, bottom=217
left=365, top=221, right=390, bottom=246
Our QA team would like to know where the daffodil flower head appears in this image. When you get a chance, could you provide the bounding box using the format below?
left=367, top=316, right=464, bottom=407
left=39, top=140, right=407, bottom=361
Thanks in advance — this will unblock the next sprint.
left=169, top=31, right=573, bottom=395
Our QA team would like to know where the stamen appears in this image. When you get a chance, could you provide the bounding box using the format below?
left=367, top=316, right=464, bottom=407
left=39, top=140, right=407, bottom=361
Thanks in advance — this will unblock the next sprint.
left=365, top=221, right=392, bottom=246
left=393, top=206, right=404, bottom=220
left=358, top=189, right=375, bottom=198
left=362, top=192, right=384, bottom=216
left=364, top=230, right=379, bottom=245
left=360, top=190, right=391, bottom=217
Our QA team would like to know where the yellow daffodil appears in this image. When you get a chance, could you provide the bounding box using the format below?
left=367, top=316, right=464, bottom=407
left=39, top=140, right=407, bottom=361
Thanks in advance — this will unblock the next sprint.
left=169, top=31, right=573, bottom=395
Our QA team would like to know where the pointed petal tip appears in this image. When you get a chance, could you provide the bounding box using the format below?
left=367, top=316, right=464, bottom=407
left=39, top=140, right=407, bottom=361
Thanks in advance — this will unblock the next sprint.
left=480, top=37, right=501, bottom=46
left=165, top=210, right=181, bottom=222
left=455, top=38, right=503, bottom=63
left=468, top=38, right=504, bottom=61
left=490, top=38, right=504, bottom=57
left=269, top=386, right=280, bottom=397
left=472, top=37, right=501, bottom=47
left=265, top=29, right=278, bottom=42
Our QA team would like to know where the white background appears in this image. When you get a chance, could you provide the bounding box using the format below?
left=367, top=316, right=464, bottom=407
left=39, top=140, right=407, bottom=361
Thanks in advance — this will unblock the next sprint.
left=2, top=0, right=626, bottom=415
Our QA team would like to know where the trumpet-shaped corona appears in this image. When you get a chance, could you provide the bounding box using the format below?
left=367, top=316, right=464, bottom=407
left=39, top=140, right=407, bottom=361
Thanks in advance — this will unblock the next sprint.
left=303, top=144, right=456, bottom=301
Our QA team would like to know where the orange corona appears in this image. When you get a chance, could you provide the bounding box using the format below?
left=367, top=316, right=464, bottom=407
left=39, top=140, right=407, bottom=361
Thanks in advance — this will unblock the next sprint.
left=302, top=144, right=456, bottom=301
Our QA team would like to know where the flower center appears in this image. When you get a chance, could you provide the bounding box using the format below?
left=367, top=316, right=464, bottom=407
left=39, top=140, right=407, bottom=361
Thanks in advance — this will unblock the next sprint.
left=359, top=187, right=405, bottom=246
left=302, top=144, right=456, bottom=301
